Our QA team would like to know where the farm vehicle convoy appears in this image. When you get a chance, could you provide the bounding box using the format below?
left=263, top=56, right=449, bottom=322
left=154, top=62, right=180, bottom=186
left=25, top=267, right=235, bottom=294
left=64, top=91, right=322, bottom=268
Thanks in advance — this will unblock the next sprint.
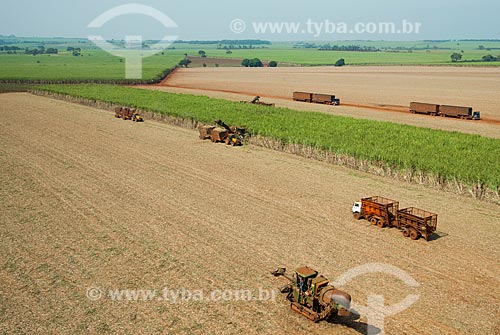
left=114, top=107, right=143, bottom=122
left=293, top=91, right=341, bottom=105
left=291, top=91, right=481, bottom=121
left=352, top=196, right=438, bottom=241
left=410, top=102, right=481, bottom=120
left=110, top=106, right=441, bottom=326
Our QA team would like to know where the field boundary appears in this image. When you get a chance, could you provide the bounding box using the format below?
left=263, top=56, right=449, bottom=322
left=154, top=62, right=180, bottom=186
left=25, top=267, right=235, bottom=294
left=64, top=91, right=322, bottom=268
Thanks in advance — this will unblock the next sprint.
left=28, top=89, right=500, bottom=204
left=0, top=66, right=179, bottom=85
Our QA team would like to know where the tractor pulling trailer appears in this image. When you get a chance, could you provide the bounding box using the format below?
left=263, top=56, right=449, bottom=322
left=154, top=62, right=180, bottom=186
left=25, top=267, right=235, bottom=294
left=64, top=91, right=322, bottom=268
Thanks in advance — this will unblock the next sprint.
left=410, top=102, right=480, bottom=120
left=352, top=196, right=438, bottom=241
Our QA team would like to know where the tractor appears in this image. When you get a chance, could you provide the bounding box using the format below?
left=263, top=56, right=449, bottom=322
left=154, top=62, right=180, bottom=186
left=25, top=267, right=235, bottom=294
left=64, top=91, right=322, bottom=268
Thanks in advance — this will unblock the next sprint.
left=271, top=266, right=351, bottom=322
left=240, top=96, right=275, bottom=107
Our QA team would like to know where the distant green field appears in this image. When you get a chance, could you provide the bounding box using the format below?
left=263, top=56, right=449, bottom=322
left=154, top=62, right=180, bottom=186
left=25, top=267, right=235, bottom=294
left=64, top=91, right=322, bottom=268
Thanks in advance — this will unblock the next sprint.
left=0, top=49, right=184, bottom=81
left=35, top=84, right=500, bottom=195
left=189, top=49, right=500, bottom=66
left=178, top=40, right=500, bottom=66
left=2, top=38, right=500, bottom=81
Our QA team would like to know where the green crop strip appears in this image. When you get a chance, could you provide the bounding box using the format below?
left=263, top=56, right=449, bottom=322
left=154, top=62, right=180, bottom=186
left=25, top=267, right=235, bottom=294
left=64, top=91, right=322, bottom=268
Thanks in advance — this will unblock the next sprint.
left=35, top=84, right=500, bottom=192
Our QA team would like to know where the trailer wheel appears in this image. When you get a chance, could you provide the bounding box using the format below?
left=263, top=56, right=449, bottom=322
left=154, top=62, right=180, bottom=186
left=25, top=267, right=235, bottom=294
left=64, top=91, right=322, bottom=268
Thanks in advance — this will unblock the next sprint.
left=370, top=217, right=378, bottom=225
left=377, top=220, right=385, bottom=228
left=402, top=228, right=410, bottom=238
left=410, top=229, right=420, bottom=240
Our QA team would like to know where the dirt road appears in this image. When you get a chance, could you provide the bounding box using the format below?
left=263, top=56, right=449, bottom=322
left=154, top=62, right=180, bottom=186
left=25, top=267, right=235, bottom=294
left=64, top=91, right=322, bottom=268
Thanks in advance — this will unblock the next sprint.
left=143, top=66, right=500, bottom=138
left=1, top=93, right=499, bottom=334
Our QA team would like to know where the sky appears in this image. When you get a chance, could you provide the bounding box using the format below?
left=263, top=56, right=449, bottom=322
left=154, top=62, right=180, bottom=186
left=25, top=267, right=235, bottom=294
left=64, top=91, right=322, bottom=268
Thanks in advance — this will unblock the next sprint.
left=2, top=0, right=499, bottom=41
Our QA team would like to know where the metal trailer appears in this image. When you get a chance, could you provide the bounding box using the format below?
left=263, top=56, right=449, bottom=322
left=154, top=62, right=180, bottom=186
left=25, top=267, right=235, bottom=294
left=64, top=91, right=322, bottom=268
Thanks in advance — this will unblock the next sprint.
left=397, top=207, right=438, bottom=241
left=198, top=125, right=215, bottom=140
left=439, top=105, right=480, bottom=120
left=409, top=102, right=440, bottom=116
left=352, top=196, right=399, bottom=228
left=114, top=107, right=133, bottom=120
left=293, top=91, right=313, bottom=102
left=312, top=93, right=341, bottom=106
left=209, top=128, right=229, bottom=143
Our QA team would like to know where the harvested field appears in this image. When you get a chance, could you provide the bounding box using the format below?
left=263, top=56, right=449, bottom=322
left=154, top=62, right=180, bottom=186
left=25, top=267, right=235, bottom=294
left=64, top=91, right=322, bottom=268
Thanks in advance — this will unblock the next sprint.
left=187, top=56, right=245, bottom=68
left=149, top=66, right=500, bottom=138
left=0, top=93, right=499, bottom=335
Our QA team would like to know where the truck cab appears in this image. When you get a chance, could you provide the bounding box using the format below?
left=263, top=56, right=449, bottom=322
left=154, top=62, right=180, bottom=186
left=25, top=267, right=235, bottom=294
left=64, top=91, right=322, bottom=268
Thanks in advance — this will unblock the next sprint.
left=352, top=202, right=361, bottom=214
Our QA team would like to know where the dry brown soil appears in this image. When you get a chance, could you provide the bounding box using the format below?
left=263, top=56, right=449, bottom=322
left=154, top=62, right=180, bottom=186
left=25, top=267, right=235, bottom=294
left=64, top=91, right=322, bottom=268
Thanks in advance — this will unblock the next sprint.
left=0, top=93, right=499, bottom=335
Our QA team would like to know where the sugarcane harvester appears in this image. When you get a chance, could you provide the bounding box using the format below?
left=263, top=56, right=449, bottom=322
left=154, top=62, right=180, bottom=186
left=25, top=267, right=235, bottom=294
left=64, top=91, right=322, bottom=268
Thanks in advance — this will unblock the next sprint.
left=271, top=266, right=351, bottom=322
left=198, top=119, right=246, bottom=146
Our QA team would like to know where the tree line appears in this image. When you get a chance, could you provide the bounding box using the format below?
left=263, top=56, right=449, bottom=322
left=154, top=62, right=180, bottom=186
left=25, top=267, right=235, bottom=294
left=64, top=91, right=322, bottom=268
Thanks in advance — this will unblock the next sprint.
left=0, top=45, right=59, bottom=55
left=451, top=52, right=500, bottom=62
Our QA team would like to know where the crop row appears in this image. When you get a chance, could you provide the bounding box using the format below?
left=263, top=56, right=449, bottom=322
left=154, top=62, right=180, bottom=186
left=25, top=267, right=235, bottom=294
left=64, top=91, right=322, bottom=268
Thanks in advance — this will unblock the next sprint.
left=35, top=84, right=500, bottom=194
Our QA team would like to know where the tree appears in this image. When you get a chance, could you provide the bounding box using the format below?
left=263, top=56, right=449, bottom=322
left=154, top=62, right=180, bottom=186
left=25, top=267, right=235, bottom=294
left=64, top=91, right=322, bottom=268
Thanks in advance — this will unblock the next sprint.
left=179, top=59, right=192, bottom=67
left=482, top=54, right=496, bottom=62
left=226, top=50, right=232, bottom=54
left=334, top=58, right=346, bottom=67
left=450, top=53, right=462, bottom=62
left=249, top=58, right=263, bottom=67
left=241, top=58, right=250, bottom=67
left=268, top=60, right=278, bottom=67
left=67, top=47, right=74, bottom=52
left=478, top=45, right=485, bottom=50
left=198, top=50, right=207, bottom=58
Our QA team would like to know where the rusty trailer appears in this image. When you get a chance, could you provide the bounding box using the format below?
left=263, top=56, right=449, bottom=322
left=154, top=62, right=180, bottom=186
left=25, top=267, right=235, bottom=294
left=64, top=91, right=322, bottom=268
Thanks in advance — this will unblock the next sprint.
left=209, top=128, right=229, bottom=143
left=409, top=102, right=440, bottom=116
left=354, top=196, right=399, bottom=228
left=198, top=125, right=215, bottom=140
left=439, top=105, right=478, bottom=119
left=312, top=93, right=341, bottom=105
left=293, top=92, right=313, bottom=102
left=397, top=207, right=437, bottom=241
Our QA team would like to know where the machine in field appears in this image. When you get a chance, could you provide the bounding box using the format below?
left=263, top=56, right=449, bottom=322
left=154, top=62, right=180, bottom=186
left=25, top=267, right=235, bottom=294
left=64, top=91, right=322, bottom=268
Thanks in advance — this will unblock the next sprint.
left=114, top=107, right=144, bottom=122
left=240, top=96, right=275, bottom=107
left=198, top=120, right=246, bottom=146
left=271, top=266, right=351, bottom=322
left=293, top=92, right=341, bottom=105
left=409, top=102, right=480, bottom=120
left=352, top=196, right=438, bottom=240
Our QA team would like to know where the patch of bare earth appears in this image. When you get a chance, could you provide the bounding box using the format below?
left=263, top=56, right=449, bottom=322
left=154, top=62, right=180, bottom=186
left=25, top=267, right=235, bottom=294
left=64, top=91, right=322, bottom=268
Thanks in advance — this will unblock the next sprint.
left=141, top=66, right=500, bottom=139
left=0, top=93, right=499, bottom=334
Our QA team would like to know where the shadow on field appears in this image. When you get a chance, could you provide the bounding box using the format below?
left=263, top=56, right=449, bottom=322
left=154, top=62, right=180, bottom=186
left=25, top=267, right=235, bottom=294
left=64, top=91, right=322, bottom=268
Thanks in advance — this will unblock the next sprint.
left=328, top=311, right=381, bottom=335
left=428, top=230, right=449, bottom=241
